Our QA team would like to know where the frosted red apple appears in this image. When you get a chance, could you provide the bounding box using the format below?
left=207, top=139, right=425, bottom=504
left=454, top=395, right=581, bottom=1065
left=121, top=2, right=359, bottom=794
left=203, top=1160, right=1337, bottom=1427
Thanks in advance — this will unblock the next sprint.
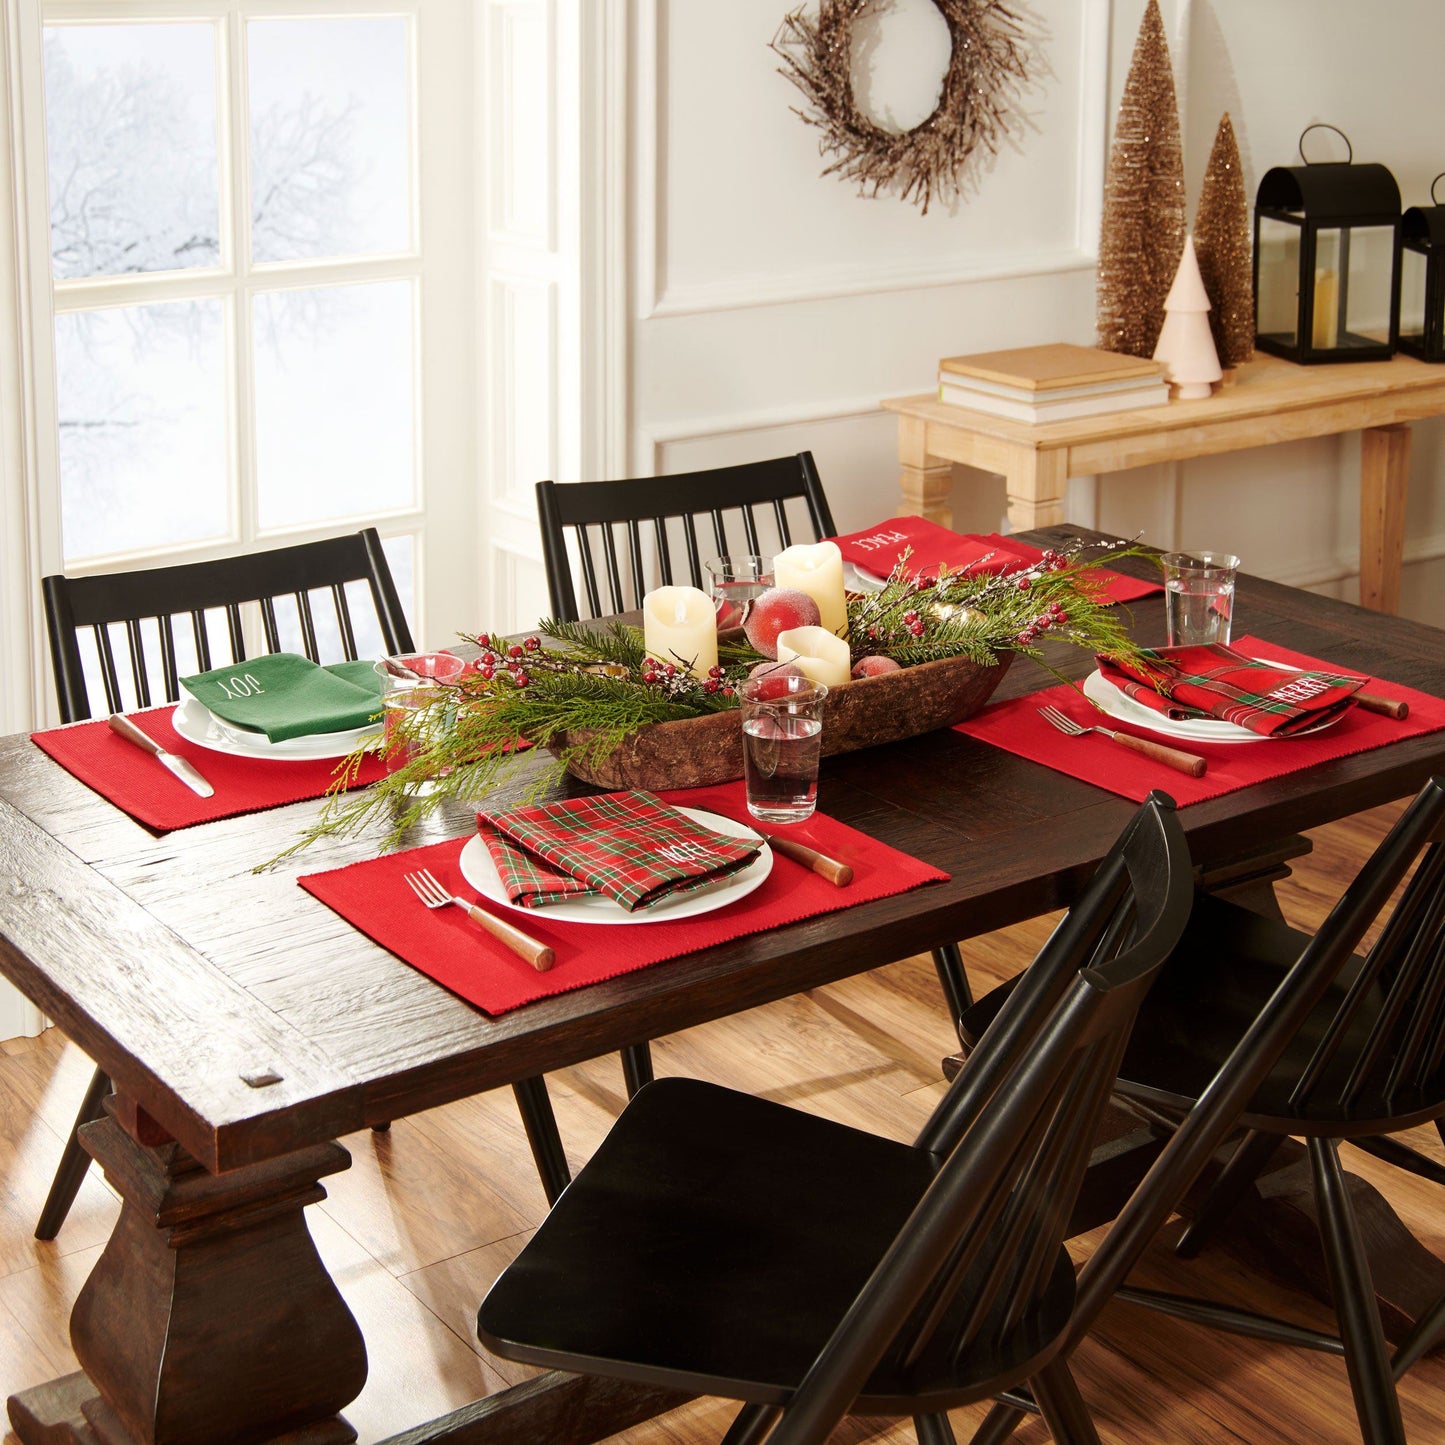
left=746, top=658, right=806, bottom=699
left=850, top=655, right=901, bottom=679
left=741, top=587, right=821, bottom=659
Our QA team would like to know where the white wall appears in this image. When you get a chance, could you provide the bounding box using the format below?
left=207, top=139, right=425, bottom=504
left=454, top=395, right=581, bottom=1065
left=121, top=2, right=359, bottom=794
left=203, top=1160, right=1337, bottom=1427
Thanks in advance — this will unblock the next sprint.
left=628, top=0, right=1445, bottom=625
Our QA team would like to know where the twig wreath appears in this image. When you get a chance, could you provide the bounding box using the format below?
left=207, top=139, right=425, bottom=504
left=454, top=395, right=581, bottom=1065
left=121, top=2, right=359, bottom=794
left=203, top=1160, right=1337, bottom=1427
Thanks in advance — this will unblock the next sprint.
left=772, top=0, right=1034, bottom=214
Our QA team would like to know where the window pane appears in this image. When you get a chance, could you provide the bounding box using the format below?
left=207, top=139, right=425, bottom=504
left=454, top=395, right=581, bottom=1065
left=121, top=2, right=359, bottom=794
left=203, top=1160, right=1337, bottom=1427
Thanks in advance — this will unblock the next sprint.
left=267, top=537, right=416, bottom=661
left=253, top=282, right=416, bottom=531
left=248, top=18, right=410, bottom=264
left=44, top=23, right=220, bottom=280
left=55, top=301, right=229, bottom=563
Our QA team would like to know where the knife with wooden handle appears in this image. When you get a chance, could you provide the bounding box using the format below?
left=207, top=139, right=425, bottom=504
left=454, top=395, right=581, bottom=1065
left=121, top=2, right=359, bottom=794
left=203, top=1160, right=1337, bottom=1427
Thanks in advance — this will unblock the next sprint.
left=752, top=831, right=853, bottom=887
left=108, top=714, right=215, bottom=797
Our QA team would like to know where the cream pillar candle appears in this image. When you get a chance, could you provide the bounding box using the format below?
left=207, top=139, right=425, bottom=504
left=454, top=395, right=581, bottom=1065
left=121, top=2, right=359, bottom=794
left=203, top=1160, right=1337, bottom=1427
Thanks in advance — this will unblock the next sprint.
left=776, top=625, right=851, bottom=687
left=773, top=541, right=848, bottom=636
left=1312, top=269, right=1339, bottom=349
left=642, top=585, right=718, bottom=680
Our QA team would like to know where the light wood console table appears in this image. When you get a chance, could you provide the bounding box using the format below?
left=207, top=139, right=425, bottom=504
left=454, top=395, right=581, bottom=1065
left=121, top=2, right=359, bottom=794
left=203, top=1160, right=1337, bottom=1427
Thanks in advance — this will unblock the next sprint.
left=883, top=352, right=1445, bottom=613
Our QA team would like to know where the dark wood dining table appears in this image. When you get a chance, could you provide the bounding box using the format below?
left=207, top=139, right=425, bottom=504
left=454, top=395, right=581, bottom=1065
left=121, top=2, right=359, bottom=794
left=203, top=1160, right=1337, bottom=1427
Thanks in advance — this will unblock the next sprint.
left=3, top=527, right=1445, bottom=1445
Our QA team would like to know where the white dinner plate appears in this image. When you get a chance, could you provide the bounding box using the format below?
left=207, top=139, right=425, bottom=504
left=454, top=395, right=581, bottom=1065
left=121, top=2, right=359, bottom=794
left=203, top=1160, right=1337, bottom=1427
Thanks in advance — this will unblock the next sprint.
left=1081, top=668, right=1345, bottom=746
left=171, top=693, right=378, bottom=761
left=458, top=806, right=774, bottom=925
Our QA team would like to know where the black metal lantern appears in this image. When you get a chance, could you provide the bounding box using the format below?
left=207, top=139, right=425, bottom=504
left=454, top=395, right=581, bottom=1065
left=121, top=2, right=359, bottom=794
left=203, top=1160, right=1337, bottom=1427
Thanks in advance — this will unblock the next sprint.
left=1254, top=125, right=1401, bottom=364
left=1399, top=175, right=1445, bottom=362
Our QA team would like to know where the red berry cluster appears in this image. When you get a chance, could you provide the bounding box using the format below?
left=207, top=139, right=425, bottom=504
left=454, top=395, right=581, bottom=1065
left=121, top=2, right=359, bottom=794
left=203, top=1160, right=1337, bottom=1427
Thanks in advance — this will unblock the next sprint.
left=902, top=609, right=925, bottom=639
left=475, top=637, right=539, bottom=688
left=1015, top=600, right=1069, bottom=647
left=640, top=657, right=736, bottom=699
left=701, top=664, right=735, bottom=698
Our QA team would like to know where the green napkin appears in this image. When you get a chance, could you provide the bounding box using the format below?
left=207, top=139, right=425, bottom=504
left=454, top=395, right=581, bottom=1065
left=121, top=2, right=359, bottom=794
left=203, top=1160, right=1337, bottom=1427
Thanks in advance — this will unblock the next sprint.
left=180, top=653, right=385, bottom=743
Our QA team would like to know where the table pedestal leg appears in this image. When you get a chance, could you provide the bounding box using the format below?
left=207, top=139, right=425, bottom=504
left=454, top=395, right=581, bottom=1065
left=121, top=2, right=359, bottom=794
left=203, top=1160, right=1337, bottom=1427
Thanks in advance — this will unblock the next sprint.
left=1360, top=423, right=1410, bottom=614
left=8, top=1107, right=366, bottom=1445
left=896, top=416, right=954, bottom=527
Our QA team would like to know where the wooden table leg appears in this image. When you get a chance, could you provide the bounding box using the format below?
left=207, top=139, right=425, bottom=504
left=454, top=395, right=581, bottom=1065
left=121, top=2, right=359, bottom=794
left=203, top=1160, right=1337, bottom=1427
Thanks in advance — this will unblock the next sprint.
left=1004, top=447, right=1069, bottom=533
left=896, top=415, right=954, bottom=527
left=1360, top=423, right=1410, bottom=614
left=8, top=1100, right=367, bottom=1445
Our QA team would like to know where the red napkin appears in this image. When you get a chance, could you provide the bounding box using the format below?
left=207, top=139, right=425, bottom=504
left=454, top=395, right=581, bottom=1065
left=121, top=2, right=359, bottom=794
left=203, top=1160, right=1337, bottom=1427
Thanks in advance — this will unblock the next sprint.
left=831, top=516, right=1029, bottom=581
left=1098, top=643, right=1366, bottom=737
left=953, top=637, right=1445, bottom=807
left=298, top=782, right=950, bottom=1015
left=828, top=518, right=1162, bottom=607
left=30, top=707, right=390, bottom=832
left=478, top=790, right=762, bottom=911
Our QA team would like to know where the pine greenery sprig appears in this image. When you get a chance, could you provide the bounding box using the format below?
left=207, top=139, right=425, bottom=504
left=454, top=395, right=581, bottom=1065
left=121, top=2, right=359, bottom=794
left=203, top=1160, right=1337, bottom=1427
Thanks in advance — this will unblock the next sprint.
left=263, top=538, right=1154, bottom=865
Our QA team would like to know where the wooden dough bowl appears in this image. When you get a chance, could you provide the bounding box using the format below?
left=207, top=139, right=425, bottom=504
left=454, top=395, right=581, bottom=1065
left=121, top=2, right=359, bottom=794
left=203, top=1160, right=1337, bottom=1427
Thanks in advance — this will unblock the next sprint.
left=552, top=651, right=1013, bottom=790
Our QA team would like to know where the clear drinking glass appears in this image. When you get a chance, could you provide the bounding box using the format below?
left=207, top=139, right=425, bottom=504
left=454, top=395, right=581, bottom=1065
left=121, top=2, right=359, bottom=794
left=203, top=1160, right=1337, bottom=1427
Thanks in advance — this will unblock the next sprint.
left=1161, top=551, right=1240, bottom=647
left=373, top=652, right=465, bottom=792
left=740, top=675, right=828, bottom=824
left=706, top=556, right=773, bottom=629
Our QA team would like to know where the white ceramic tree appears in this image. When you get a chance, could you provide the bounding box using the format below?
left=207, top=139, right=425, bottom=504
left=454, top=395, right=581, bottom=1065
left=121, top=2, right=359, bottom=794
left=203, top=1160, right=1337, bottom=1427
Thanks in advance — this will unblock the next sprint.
left=1153, top=234, right=1223, bottom=399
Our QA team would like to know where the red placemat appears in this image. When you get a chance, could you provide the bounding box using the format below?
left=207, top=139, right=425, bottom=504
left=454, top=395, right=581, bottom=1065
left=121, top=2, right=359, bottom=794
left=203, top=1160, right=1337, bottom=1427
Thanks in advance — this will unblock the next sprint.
left=31, top=707, right=390, bottom=832
left=953, top=637, right=1445, bottom=807
left=298, top=781, right=950, bottom=1015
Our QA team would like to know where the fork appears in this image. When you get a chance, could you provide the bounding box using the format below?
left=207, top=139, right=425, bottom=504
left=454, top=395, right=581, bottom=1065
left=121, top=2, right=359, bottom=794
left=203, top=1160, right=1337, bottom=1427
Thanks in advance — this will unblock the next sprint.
left=1037, top=704, right=1207, bottom=778
left=404, top=869, right=555, bottom=971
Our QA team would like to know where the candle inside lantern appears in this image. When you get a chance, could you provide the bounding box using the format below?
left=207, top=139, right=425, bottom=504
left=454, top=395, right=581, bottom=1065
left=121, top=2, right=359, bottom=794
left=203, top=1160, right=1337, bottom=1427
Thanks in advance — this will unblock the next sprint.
left=1312, top=268, right=1339, bottom=348
left=642, top=585, right=718, bottom=680
left=776, top=625, right=852, bottom=687
left=773, top=541, right=847, bottom=636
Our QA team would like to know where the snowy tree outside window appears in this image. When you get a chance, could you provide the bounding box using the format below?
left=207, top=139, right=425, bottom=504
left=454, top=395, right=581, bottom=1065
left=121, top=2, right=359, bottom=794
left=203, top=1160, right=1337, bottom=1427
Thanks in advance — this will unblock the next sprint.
left=43, top=16, right=416, bottom=575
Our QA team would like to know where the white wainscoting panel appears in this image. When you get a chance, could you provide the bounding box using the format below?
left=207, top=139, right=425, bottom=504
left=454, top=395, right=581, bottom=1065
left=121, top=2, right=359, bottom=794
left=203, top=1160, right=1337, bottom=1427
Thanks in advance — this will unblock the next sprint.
left=487, top=274, right=556, bottom=515
left=642, top=0, right=1110, bottom=318
left=486, top=0, right=555, bottom=250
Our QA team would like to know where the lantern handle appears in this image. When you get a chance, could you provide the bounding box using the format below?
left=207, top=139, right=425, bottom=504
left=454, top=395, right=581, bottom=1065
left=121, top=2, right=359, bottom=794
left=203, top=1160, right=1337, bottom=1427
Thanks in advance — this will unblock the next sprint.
left=1432, top=173, right=1445, bottom=206
left=1299, top=124, right=1352, bottom=165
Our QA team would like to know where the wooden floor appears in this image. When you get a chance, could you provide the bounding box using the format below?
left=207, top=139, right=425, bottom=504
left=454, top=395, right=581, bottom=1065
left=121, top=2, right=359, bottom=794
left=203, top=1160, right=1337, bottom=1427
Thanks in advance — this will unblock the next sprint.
left=3, top=801, right=1445, bottom=1443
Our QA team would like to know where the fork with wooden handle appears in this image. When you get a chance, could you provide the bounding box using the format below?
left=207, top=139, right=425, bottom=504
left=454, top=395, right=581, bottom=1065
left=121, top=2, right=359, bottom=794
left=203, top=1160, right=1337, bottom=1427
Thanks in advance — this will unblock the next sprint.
left=1037, top=704, right=1207, bottom=778
left=404, top=868, right=555, bottom=971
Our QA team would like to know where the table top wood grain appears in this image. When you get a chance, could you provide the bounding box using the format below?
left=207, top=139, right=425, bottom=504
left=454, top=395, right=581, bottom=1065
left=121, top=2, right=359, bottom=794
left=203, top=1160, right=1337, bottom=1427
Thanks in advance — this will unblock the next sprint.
left=2, top=528, right=1443, bottom=1174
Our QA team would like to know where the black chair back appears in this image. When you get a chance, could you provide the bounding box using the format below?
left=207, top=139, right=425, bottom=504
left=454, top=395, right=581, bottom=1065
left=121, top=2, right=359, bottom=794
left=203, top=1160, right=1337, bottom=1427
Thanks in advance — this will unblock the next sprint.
left=535, top=452, right=836, bottom=621
left=769, top=793, right=1194, bottom=1443
left=1289, top=797, right=1445, bottom=1114
left=1067, top=776, right=1445, bottom=1340
left=42, top=528, right=413, bottom=721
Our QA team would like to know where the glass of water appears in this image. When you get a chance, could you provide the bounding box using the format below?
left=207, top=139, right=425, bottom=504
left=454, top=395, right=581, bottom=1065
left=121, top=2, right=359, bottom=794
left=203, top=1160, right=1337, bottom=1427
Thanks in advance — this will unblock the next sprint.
left=373, top=652, right=465, bottom=792
left=1161, top=551, right=1240, bottom=647
left=706, top=556, right=773, bottom=630
left=740, top=674, right=828, bottom=824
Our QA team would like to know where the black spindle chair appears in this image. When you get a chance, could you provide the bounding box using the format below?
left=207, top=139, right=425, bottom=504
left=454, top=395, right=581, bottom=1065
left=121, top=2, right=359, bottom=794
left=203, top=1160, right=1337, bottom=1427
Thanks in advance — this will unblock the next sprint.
left=477, top=793, right=1194, bottom=1445
left=965, top=777, right=1445, bottom=1445
left=535, top=454, right=978, bottom=1106
left=35, top=529, right=573, bottom=1238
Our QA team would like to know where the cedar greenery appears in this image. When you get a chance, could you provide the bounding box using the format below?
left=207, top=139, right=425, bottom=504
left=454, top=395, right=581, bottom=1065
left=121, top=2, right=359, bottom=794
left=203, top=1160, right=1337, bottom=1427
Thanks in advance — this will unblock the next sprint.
left=268, top=538, right=1149, bottom=864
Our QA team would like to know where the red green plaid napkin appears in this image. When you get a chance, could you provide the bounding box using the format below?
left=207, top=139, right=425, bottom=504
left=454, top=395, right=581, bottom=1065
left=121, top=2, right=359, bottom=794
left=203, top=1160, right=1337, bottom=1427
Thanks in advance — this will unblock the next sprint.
left=1098, top=643, right=1368, bottom=737
left=477, top=790, right=763, bottom=912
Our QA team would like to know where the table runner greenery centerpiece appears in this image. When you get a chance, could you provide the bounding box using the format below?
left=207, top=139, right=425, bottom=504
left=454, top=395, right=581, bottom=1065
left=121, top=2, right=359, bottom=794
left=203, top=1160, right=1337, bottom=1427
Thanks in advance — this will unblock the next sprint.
left=277, top=540, right=1146, bottom=861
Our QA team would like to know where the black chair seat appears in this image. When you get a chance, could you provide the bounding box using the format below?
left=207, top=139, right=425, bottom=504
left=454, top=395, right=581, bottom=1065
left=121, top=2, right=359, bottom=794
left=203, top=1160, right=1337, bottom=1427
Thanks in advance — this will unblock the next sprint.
left=479, top=1077, right=1077, bottom=1415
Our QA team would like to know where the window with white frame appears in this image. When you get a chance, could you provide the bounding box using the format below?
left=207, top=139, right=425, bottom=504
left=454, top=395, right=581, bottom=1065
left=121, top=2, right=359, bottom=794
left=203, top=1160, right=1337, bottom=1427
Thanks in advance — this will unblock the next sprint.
left=20, top=0, right=476, bottom=701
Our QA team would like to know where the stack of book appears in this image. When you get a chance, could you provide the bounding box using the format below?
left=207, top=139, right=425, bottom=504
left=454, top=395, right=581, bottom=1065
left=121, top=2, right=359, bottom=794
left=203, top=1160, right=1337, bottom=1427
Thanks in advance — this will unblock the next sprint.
left=938, top=343, right=1169, bottom=423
